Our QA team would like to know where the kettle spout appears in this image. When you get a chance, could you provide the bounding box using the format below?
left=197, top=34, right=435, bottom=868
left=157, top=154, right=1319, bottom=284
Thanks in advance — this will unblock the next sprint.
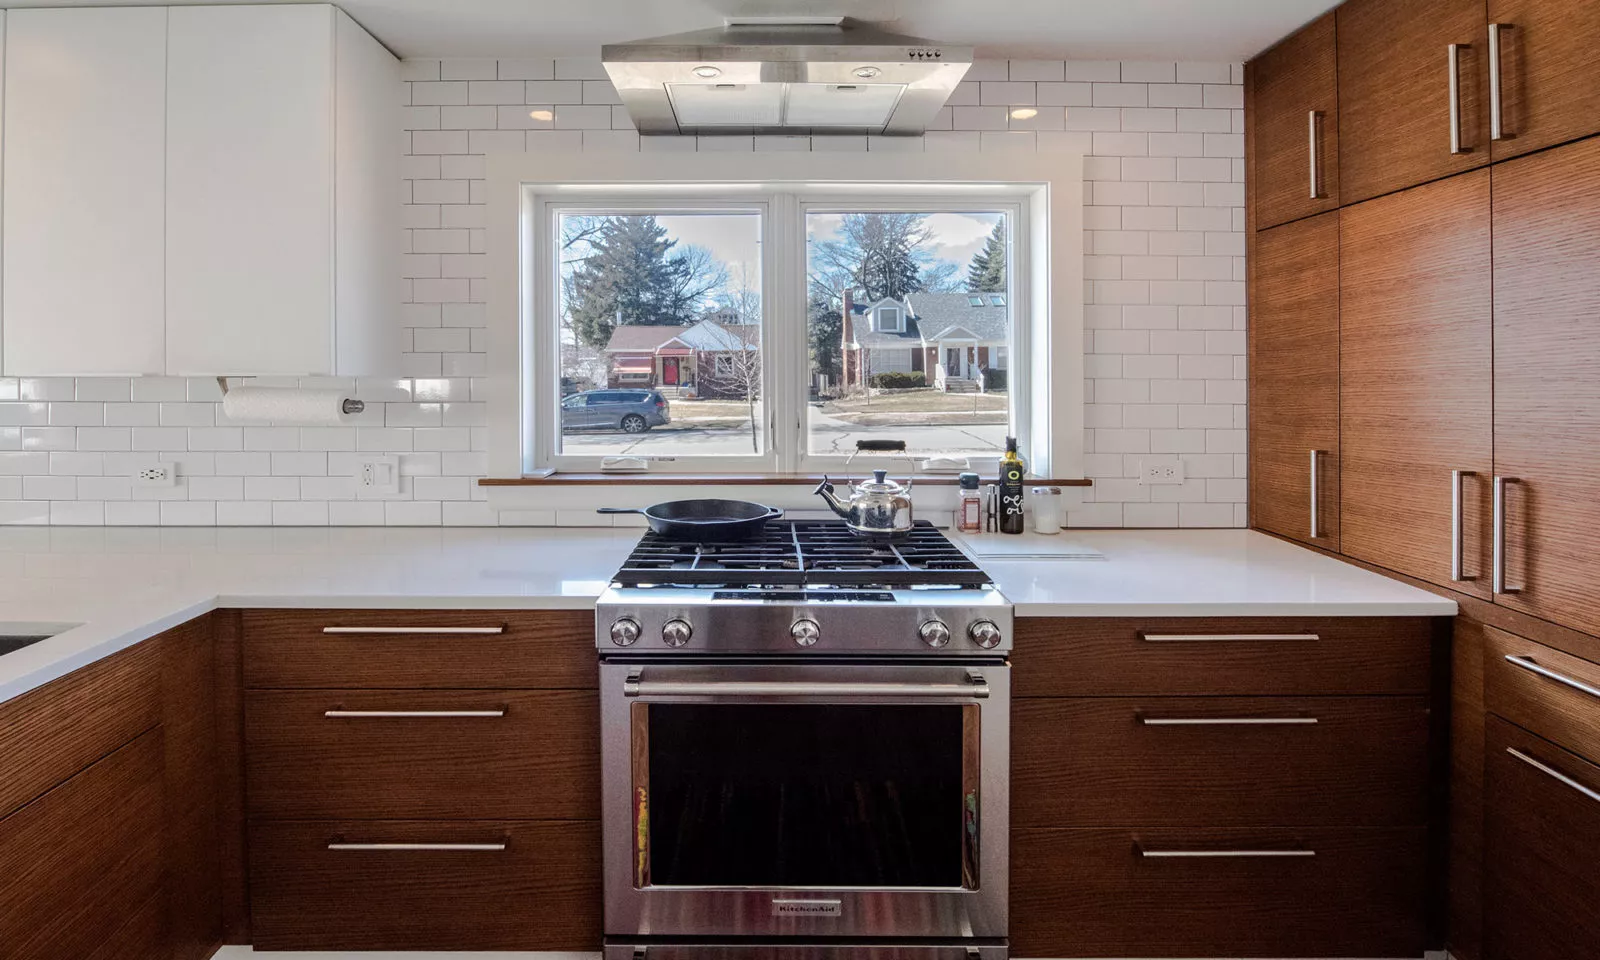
left=812, top=477, right=852, bottom=520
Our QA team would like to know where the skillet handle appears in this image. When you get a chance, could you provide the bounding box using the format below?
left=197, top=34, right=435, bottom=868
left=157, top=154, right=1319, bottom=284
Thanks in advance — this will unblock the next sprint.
left=595, top=507, right=643, bottom=515
left=766, top=508, right=786, bottom=520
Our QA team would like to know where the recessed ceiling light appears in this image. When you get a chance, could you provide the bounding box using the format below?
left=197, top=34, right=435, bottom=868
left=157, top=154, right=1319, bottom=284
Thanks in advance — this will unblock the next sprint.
left=1010, top=107, right=1038, bottom=120
left=853, top=66, right=882, bottom=79
left=693, top=65, right=722, bottom=79
left=528, top=109, right=553, bottom=122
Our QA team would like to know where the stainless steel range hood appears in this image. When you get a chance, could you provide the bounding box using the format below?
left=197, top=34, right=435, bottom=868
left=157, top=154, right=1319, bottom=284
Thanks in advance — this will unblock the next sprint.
left=601, top=17, right=972, bottom=136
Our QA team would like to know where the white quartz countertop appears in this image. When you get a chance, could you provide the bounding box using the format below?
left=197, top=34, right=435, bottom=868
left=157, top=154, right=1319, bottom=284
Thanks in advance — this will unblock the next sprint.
left=0, top=525, right=1454, bottom=706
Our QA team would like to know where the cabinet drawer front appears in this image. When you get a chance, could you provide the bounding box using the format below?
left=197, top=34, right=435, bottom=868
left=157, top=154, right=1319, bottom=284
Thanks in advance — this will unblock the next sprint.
left=1485, top=717, right=1600, bottom=960
left=0, top=639, right=160, bottom=819
left=1486, top=627, right=1600, bottom=765
left=242, top=609, right=595, bottom=689
left=1011, top=825, right=1425, bottom=958
left=1014, top=617, right=1433, bottom=696
left=246, top=689, right=598, bottom=820
left=249, top=819, right=601, bottom=951
left=0, top=730, right=165, bottom=960
left=1014, top=696, right=1430, bottom=827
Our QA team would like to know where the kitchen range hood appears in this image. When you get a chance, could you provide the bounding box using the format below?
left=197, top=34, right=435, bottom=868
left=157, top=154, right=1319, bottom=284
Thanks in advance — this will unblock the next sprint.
left=602, top=17, right=972, bottom=136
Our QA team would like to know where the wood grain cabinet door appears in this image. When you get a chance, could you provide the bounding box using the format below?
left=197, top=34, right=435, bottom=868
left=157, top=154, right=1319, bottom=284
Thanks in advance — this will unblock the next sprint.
left=1250, top=212, right=1340, bottom=549
left=1485, top=0, right=1600, bottom=161
left=1252, top=12, right=1339, bottom=228
left=1337, top=0, right=1489, bottom=204
left=1339, top=170, right=1493, bottom=596
left=1484, top=716, right=1600, bottom=960
left=1491, top=137, right=1600, bottom=636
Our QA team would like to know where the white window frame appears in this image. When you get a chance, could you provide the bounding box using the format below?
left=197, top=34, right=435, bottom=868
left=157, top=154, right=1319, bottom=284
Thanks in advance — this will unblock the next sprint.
left=876, top=306, right=904, bottom=332
left=713, top=353, right=735, bottom=377
left=485, top=151, right=1083, bottom=482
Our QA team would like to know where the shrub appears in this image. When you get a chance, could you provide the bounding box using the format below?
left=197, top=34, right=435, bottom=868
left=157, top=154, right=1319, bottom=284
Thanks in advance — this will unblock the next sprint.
left=869, top=371, right=927, bottom=389
left=982, top=368, right=1008, bottom=392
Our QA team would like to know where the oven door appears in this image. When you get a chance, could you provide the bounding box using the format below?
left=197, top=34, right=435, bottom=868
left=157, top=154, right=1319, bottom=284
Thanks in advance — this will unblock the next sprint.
left=600, top=660, right=1009, bottom=939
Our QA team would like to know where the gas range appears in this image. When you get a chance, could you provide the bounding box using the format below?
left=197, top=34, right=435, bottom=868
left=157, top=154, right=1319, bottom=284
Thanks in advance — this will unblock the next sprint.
left=595, top=519, right=1012, bottom=656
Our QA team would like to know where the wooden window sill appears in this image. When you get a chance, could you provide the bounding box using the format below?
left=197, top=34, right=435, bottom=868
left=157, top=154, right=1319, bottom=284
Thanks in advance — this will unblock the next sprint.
left=479, top=474, right=1092, bottom=487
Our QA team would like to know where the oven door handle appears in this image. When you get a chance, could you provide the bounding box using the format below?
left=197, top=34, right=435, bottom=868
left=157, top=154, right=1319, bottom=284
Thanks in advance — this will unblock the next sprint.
left=623, top=671, right=990, bottom=700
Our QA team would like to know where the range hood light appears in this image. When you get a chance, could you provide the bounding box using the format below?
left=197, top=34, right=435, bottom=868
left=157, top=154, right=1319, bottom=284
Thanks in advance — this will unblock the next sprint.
left=853, top=66, right=882, bottom=79
left=529, top=108, right=553, bottom=121
left=692, top=65, right=722, bottom=79
left=1010, top=107, right=1038, bottom=120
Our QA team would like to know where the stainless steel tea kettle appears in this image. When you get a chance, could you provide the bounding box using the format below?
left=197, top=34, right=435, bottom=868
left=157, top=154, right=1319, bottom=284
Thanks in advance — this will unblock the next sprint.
left=814, top=468, right=914, bottom=538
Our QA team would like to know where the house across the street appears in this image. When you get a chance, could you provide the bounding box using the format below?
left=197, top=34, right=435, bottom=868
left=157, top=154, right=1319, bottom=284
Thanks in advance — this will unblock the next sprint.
left=840, top=290, right=1010, bottom=393
left=603, top=317, right=760, bottom=400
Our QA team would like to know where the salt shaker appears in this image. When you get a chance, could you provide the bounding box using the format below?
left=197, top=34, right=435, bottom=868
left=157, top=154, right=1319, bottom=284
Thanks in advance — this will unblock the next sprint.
left=1031, top=486, right=1063, bottom=534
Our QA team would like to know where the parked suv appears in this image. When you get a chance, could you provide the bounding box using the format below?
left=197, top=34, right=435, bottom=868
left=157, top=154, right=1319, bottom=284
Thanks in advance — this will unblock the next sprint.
left=560, top=389, right=670, bottom=434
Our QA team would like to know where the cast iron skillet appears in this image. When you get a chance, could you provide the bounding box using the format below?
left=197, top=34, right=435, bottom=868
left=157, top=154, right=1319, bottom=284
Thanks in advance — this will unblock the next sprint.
left=596, top=499, right=784, bottom=542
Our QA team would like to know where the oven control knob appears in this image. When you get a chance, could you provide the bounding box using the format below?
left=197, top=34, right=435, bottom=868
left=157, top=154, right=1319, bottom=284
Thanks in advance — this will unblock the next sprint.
left=791, top=619, right=821, bottom=647
left=918, top=620, right=952, bottom=648
left=609, top=617, right=641, bottom=647
left=661, top=618, right=693, bottom=647
left=968, top=620, right=1003, bottom=649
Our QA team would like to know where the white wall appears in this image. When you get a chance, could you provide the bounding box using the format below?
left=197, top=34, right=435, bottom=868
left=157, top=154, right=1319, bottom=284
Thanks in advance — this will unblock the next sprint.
left=0, top=56, right=1245, bottom=528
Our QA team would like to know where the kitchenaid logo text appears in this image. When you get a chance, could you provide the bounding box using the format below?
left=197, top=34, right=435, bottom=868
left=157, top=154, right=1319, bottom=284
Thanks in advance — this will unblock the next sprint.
left=772, top=900, right=843, bottom=917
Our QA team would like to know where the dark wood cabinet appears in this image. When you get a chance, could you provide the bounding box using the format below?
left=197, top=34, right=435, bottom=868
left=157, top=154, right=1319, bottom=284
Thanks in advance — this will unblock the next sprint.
left=1251, top=12, right=1339, bottom=228
left=1485, top=0, right=1600, bottom=161
left=1484, top=716, right=1600, bottom=960
left=1338, top=170, right=1494, bottom=595
left=1336, top=0, right=1489, bottom=203
left=1249, top=213, right=1340, bottom=550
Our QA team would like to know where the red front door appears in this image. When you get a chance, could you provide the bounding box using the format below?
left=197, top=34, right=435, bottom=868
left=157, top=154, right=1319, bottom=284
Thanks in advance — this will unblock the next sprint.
left=662, top=357, right=679, bottom=385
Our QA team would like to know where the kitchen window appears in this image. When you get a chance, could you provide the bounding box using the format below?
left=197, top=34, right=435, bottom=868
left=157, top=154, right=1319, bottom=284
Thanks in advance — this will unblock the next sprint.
left=485, top=152, right=1084, bottom=481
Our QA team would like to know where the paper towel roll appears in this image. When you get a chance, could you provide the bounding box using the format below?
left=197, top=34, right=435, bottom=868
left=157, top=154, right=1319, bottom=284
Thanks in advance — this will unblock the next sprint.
left=221, top=388, right=358, bottom=425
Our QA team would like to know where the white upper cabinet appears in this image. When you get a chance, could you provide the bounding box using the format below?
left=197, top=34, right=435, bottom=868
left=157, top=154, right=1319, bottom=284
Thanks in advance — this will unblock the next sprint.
left=0, top=4, right=399, bottom=378
left=3, top=8, right=169, bottom=376
left=165, top=5, right=398, bottom=377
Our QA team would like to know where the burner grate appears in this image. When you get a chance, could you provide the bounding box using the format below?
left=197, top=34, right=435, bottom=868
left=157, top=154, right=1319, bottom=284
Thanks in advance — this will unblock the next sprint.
left=613, top=520, right=988, bottom=588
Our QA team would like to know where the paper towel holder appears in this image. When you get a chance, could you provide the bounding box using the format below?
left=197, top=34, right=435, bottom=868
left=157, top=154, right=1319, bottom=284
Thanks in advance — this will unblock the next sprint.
left=216, top=376, right=364, bottom=415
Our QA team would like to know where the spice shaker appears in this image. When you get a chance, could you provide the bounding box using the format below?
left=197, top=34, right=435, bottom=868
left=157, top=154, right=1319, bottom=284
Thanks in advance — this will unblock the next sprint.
left=957, top=472, right=983, bottom=533
left=1032, top=486, right=1063, bottom=533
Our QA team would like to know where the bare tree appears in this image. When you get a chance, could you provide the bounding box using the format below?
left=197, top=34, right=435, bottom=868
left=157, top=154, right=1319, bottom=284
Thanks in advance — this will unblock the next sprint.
left=701, top=321, right=762, bottom=453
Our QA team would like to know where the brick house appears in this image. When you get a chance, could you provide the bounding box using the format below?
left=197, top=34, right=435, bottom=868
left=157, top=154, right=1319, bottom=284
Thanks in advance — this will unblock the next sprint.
left=840, top=290, right=1010, bottom=392
left=604, top=318, right=760, bottom=400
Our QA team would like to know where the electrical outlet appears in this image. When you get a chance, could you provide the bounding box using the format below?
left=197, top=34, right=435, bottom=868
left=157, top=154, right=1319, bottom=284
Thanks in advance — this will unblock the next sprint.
left=1139, top=457, right=1185, bottom=485
left=356, top=456, right=400, bottom=495
left=132, top=461, right=178, bottom=489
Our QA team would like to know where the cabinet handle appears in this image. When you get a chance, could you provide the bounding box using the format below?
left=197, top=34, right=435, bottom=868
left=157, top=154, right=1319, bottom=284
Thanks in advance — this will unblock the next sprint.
left=1307, top=110, right=1323, bottom=199
left=1138, top=846, right=1316, bottom=859
left=1451, top=469, right=1476, bottom=581
left=1308, top=449, right=1322, bottom=539
left=1492, top=476, right=1520, bottom=594
left=321, top=625, right=506, bottom=635
left=1140, top=717, right=1318, bottom=726
left=327, top=842, right=508, bottom=852
left=1489, top=23, right=1508, bottom=140
left=1506, top=747, right=1600, bottom=805
left=323, top=709, right=507, bottom=718
left=1504, top=655, right=1600, bottom=703
left=1448, top=43, right=1471, bottom=154
left=1139, top=633, right=1319, bottom=642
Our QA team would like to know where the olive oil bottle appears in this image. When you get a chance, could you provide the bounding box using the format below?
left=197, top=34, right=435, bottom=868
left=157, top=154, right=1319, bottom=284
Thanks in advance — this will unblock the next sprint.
left=998, top=437, right=1027, bottom=535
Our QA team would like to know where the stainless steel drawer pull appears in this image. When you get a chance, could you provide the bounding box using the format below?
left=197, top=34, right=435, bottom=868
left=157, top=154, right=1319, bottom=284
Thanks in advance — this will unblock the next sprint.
left=1308, top=110, right=1322, bottom=199
left=1451, top=469, right=1475, bottom=581
left=1308, top=449, right=1321, bottom=539
left=323, top=709, right=507, bottom=718
left=322, top=625, right=505, bottom=635
left=1140, top=633, right=1319, bottom=642
left=1140, top=717, right=1318, bottom=726
left=1506, top=748, right=1600, bottom=805
left=1492, top=476, right=1520, bottom=594
left=1489, top=23, right=1508, bottom=140
left=1139, top=848, right=1316, bottom=858
left=625, top=676, right=989, bottom=700
left=327, top=842, right=508, bottom=852
left=1448, top=43, right=1469, bottom=154
left=1504, top=655, right=1600, bottom=702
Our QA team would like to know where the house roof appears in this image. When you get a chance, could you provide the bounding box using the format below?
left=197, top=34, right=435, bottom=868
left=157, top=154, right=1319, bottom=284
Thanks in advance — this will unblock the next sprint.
left=850, top=291, right=1009, bottom=347
left=852, top=297, right=923, bottom=348
left=604, top=324, right=690, bottom=352
left=604, top=318, right=759, bottom=353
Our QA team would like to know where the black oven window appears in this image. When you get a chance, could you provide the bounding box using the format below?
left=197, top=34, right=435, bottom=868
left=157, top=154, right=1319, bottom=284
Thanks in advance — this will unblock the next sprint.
left=644, top=703, right=969, bottom=889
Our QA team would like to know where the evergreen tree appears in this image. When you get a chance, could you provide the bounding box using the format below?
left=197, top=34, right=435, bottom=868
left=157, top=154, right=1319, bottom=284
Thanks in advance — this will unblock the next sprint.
left=966, top=220, right=1007, bottom=292
left=565, top=216, right=722, bottom=350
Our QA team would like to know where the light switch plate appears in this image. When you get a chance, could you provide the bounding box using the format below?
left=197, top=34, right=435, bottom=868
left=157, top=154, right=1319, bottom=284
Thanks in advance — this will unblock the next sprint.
left=356, top=456, right=401, bottom=495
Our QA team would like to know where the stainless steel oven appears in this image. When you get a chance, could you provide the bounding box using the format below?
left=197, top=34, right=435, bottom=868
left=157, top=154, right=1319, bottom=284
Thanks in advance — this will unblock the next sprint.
left=600, top=658, right=1010, bottom=942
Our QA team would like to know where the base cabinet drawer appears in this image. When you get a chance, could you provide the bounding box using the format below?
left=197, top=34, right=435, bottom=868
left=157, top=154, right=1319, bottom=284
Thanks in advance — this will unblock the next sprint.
left=1486, top=627, right=1600, bottom=766
left=1011, top=825, right=1426, bottom=958
left=1484, top=717, right=1600, bottom=960
left=1013, top=696, right=1431, bottom=827
left=1014, top=617, right=1433, bottom=696
left=249, top=819, right=602, bottom=951
left=245, top=688, right=599, bottom=819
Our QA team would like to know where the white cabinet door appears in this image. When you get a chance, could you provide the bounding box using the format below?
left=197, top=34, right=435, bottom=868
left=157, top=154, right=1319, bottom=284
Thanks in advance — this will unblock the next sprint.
left=2, top=8, right=168, bottom=375
left=165, top=4, right=336, bottom=376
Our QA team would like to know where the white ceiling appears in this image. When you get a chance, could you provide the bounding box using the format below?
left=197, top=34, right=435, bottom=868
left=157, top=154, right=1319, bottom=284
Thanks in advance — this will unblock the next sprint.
left=0, top=0, right=1340, bottom=62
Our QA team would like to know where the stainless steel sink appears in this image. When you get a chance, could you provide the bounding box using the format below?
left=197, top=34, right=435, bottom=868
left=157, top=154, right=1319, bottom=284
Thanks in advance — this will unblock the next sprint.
left=0, top=635, right=53, bottom=656
left=0, top=623, right=78, bottom=658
